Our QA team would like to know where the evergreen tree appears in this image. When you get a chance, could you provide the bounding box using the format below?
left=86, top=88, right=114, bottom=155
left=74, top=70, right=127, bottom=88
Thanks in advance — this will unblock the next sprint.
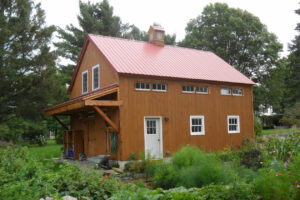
left=0, top=0, right=66, bottom=141
left=180, top=3, right=283, bottom=112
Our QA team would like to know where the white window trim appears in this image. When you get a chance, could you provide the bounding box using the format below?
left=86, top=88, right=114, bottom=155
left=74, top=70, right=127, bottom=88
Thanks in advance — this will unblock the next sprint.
left=135, top=82, right=151, bottom=91
left=221, top=88, right=231, bottom=95
left=196, top=86, right=209, bottom=94
left=232, top=89, right=243, bottom=96
left=190, top=115, right=205, bottom=135
left=227, top=115, right=240, bottom=134
left=152, top=83, right=167, bottom=92
left=82, top=70, right=88, bottom=94
left=92, top=64, right=100, bottom=91
left=182, top=86, right=195, bottom=93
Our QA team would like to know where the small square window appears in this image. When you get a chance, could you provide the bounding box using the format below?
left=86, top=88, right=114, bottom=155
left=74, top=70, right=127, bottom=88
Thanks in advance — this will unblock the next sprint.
left=183, top=85, right=195, bottom=93
left=196, top=86, right=208, bottom=94
left=232, top=89, right=242, bottom=96
left=153, top=83, right=167, bottom=91
left=227, top=115, right=240, bottom=134
left=135, top=82, right=150, bottom=90
left=221, top=88, right=231, bottom=95
left=190, top=115, right=205, bottom=135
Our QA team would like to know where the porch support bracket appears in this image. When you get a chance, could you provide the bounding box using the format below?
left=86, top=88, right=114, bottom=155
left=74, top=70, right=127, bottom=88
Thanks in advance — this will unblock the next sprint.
left=53, top=115, right=69, bottom=130
left=93, top=106, right=120, bottom=133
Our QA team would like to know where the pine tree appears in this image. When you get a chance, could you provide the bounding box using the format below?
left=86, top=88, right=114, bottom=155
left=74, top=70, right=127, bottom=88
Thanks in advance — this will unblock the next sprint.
left=0, top=0, right=65, bottom=141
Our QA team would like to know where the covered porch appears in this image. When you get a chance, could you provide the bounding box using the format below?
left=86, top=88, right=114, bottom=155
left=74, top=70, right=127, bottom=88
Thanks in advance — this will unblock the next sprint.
left=45, top=84, right=122, bottom=160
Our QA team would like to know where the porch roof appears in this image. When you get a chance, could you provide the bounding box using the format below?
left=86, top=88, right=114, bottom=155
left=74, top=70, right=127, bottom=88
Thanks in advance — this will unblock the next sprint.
left=44, top=84, right=121, bottom=116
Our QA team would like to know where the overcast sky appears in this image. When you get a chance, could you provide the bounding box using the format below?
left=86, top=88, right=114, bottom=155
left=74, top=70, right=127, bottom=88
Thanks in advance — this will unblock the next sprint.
left=37, top=0, right=299, bottom=56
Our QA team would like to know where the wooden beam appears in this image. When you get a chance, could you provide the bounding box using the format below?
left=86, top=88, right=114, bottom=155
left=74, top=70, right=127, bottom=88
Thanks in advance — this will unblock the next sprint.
left=85, top=100, right=122, bottom=106
left=93, top=106, right=119, bottom=133
left=53, top=115, right=69, bottom=130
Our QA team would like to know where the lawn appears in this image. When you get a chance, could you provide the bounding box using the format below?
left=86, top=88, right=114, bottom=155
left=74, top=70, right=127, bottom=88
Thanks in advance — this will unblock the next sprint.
left=262, top=128, right=299, bottom=135
left=28, top=140, right=62, bottom=159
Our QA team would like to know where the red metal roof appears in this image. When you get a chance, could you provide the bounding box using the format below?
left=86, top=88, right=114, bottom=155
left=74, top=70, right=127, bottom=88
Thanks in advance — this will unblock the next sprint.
left=68, top=34, right=254, bottom=93
left=89, top=34, right=254, bottom=85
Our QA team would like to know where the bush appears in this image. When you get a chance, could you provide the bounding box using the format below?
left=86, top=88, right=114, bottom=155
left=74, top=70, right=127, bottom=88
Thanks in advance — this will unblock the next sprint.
left=0, top=147, right=120, bottom=199
left=254, top=116, right=263, bottom=137
left=152, top=146, right=235, bottom=189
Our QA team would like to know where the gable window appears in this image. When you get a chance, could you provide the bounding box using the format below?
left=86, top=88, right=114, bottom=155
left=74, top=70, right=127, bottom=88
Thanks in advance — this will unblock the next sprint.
left=190, top=115, right=205, bottom=135
left=150, top=32, right=154, bottom=41
left=182, top=85, right=195, bottom=93
left=82, top=70, right=88, bottom=94
left=221, top=88, right=231, bottom=95
left=135, top=82, right=150, bottom=90
left=92, top=64, right=100, bottom=91
left=157, top=32, right=162, bottom=40
left=196, top=86, right=208, bottom=94
left=227, top=115, right=240, bottom=134
left=232, top=89, right=242, bottom=96
left=153, top=83, right=167, bottom=91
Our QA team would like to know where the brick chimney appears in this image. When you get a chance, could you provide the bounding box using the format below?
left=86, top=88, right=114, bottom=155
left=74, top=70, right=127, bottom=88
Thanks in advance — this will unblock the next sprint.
left=148, top=26, right=165, bottom=46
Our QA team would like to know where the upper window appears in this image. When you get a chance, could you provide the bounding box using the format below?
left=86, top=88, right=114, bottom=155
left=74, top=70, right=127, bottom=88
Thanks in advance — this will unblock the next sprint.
left=135, top=82, right=150, bottom=90
left=153, top=83, right=167, bottom=91
left=92, top=64, right=100, bottom=91
left=196, top=86, right=208, bottom=94
left=221, top=88, right=231, bottom=95
left=232, top=89, right=242, bottom=96
left=227, top=115, right=240, bottom=134
left=150, top=32, right=154, bottom=41
left=190, top=115, right=205, bottom=135
left=182, top=85, right=195, bottom=93
left=82, top=70, right=88, bottom=94
left=157, top=32, right=162, bottom=40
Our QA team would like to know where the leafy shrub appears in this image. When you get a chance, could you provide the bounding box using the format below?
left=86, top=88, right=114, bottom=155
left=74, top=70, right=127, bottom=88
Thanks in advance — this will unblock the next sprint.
left=0, top=147, right=120, bottom=200
left=254, top=116, right=263, bottom=136
left=152, top=146, right=235, bottom=189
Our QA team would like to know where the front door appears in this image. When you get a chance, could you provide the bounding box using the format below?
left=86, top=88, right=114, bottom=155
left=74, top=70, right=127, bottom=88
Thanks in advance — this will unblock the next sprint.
left=144, top=117, right=162, bottom=158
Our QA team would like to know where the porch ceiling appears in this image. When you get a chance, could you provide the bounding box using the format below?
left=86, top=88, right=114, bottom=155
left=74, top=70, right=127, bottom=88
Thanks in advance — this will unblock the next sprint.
left=44, top=86, right=121, bottom=116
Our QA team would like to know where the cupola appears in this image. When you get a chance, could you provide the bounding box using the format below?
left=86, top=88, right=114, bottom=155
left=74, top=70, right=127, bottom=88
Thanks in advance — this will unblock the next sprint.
left=148, top=25, right=165, bottom=46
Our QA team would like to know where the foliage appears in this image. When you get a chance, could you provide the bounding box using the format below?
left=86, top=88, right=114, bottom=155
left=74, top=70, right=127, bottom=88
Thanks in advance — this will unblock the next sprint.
left=254, top=116, right=263, bottom=137
left=0, top=147, right=120, bottom=200
left=110, top=183, right=256, bottom=200
left=281, top=102, right=300, bottom=127
left=152, top=146, right=235, bottom=189
left=180, top=3, right=285, bottom=112
left=260, top=114, right=283, bottom=129
left=0, top=0, right=68, bottom=142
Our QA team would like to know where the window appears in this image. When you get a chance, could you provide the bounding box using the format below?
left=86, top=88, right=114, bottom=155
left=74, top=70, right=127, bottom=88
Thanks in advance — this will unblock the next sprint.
left=157, top=32, right=162, bottom=40
left=82, top=70, right=88, bottom=94
left=227, top=115, right=240, bottom=134
left=232, top=89, right=242, bottom=96
left=196, top=86, right=208, bottom=94
left=182, top=85, right=195, bottom=93
left=150, top=32, right=154, bottom=41
left=135, top=82, right=150, bottom=90
left=92, top=64, right=100, bottom=91
left=146, top=120, right=157, bottom=134
left=153, top=83, right=167, bottom=91
left=221, top=88, right=231, bottom=95
left=190, top=115, right=205, bottom=135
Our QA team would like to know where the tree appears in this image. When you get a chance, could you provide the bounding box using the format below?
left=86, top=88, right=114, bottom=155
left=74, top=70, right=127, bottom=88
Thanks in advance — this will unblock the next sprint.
left=180, top=3, right=283, bottom=111
left=55, top=0, right=124, bottom=85
left=0, top=0, right=66, bottom=141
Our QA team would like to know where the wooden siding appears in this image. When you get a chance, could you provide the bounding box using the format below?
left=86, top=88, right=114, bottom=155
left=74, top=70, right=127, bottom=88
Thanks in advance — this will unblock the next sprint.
left=70, top=107, right=120, bottom=159
left=118, top=75, right=254, bottom=160
left=70, top=41, right=118, bottom=99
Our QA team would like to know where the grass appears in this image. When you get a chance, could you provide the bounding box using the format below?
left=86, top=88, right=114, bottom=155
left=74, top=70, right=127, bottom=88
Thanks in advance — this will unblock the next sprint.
left=28, top=140, right=63, bottom=159
left=262, top=128, right=299, bottom=135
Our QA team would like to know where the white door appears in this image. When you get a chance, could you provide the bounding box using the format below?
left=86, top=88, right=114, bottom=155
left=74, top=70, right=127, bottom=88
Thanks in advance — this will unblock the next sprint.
left=144, top=117, right=162, bottom=159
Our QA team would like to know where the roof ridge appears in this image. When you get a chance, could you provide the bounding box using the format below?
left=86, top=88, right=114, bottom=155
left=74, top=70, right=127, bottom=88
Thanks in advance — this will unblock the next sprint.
left=88, top=33, right=212, bottom=54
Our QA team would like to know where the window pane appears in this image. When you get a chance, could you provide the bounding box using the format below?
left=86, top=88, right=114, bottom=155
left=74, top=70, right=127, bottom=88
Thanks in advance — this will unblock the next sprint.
left=146, top=83, right=150, bottom=89
left=162, top=84, right=166, bottom=90
left=233, top=89, right=242, bottom=95
left=153, top=84, right=156, bottom=89
left=221, top=88, right=231, bottom=95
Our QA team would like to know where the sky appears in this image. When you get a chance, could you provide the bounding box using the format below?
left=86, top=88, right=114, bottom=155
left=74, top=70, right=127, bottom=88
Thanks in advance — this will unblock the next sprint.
left=37, top=0, right=299, bottom=57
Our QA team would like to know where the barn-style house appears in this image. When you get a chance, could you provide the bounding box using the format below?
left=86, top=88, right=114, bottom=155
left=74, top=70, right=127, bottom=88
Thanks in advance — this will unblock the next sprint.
left=45, top=26, right=255, bottom=163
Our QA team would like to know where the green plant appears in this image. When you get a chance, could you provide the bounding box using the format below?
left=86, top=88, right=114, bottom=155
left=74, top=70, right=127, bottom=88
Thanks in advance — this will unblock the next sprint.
left=254, top=116, right=263, bottom=137
left=152, top=146, right=235, bottom=189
